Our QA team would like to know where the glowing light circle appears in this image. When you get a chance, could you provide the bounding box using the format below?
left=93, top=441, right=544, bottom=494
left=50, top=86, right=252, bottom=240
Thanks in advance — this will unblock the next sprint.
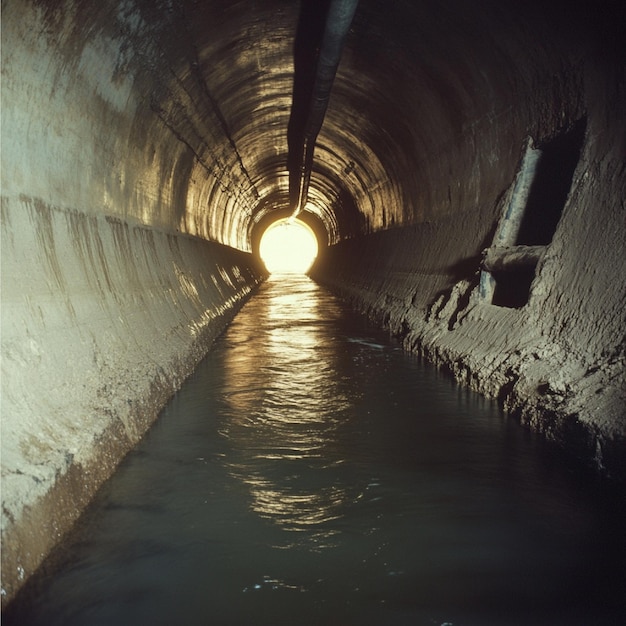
left=259, top=218, right=318, bottom=274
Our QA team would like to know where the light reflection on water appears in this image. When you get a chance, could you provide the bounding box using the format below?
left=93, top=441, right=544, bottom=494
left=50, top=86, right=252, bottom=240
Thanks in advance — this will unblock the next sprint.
left=220, top=277, right=352, bottom=547
left=5, top=276, right=626, bottom=626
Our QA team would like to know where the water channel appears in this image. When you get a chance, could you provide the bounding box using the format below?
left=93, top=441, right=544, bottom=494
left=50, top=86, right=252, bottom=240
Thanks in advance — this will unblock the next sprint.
left=6, top=276, right=626, bottom=625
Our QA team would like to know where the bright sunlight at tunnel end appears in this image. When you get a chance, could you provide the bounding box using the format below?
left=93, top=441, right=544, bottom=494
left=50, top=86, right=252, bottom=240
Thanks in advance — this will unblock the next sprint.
left=259, top=218, right=318, bottom=274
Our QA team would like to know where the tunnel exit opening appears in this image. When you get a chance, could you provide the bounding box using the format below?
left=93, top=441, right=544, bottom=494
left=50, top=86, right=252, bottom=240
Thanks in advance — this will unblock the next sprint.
left=259, top=218, right=319, bottom=274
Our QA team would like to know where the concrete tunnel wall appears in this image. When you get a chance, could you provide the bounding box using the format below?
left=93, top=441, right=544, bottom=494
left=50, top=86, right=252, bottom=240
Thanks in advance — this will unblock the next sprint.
left=1, top=0, right=625, bottom=606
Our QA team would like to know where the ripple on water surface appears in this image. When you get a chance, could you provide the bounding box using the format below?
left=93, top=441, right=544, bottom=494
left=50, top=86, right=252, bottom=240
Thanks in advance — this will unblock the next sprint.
left=5, top=276, right=626, bottom=626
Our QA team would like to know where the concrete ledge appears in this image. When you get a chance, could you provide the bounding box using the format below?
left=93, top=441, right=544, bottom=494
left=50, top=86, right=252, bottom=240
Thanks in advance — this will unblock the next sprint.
left=311, top=203, right=626, bottom=483
left=482, top=245, right=546, bottom=272
left=314, top=267, right=625, bottom=482
left=0, top=197, right=265, bottom=605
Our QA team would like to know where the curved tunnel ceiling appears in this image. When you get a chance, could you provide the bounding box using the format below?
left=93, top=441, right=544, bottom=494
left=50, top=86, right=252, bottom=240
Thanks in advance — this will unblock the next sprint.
left=33, top=0, right=599, bottom=252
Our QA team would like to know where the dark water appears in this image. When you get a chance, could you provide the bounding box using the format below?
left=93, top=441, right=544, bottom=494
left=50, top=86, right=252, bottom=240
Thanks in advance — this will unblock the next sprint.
left=6, top=276, right=626, bottom=626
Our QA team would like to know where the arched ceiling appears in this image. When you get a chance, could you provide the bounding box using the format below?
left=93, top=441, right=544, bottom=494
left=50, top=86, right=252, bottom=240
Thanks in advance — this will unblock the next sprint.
left=9, top=0, right=597, bottom=252
left=155, top=0, right=591, bottom=251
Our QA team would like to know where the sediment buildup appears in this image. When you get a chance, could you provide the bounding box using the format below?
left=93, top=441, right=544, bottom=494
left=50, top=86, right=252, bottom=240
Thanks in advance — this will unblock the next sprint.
left=2, top=0, right=624, bottom=606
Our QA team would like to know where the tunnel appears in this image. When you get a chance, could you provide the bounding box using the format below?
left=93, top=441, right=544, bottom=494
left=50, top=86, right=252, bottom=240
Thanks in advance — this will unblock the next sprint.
left=1, top=0, right=625, bottom=606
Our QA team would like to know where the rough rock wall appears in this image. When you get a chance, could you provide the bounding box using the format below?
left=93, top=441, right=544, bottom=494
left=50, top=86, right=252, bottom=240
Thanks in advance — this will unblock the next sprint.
left=311, top=50, right=626, bottom=481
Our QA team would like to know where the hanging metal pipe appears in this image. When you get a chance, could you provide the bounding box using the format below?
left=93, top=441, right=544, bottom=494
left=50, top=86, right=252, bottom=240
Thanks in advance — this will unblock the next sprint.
left=288, top=0, right=359, bottom=217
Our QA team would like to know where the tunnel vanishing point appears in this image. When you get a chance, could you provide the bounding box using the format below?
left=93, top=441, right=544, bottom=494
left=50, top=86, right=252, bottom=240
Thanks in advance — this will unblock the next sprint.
left=1, top=0, right=625, bottom=606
